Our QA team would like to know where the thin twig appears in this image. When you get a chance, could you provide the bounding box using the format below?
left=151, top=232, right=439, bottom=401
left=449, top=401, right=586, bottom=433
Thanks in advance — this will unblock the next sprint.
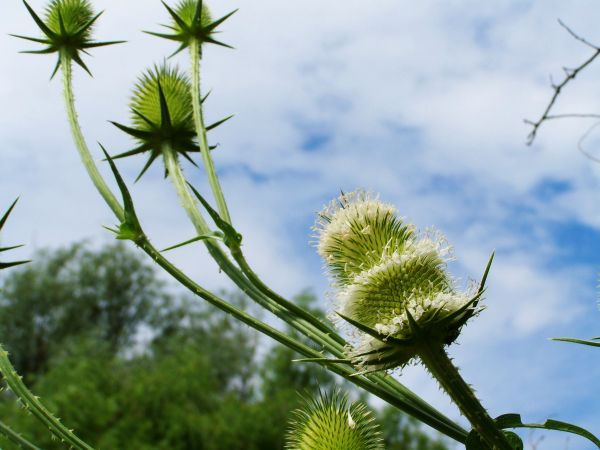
left=577, top=120, right=600, bottom=163
left=525, top=20, right=600, bottom=145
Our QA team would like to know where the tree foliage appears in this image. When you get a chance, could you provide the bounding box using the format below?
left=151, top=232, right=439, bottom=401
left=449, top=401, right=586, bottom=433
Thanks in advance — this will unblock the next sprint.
left=0, top=242, right=450, bottom=449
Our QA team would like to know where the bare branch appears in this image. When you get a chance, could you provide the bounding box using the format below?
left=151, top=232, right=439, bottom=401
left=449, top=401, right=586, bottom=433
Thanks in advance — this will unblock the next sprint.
left=525, top=20, right=600, bottom=145
left=558, top=19, right=600, bottom=50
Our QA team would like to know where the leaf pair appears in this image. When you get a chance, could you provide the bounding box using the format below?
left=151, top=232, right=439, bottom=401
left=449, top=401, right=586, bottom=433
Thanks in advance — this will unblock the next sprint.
left=162, top=184, right=242, bottom=252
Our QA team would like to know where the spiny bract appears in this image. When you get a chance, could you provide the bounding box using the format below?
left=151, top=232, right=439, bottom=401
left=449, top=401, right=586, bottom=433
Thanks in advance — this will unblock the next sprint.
left=286, top=391, right=383, bottom=450
left=110, top=65, right=199, bottom=181
left=0, top=200, right=29, bottom=270
left=146, top=0, right=236, bottom=55
left=14, top=0, right=123, bottom=77
left=315, top=191, right=480, bottom=371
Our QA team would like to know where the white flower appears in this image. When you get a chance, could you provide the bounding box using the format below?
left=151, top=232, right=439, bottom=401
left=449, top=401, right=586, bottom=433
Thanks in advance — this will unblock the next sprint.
left=315, top=190, right=481, bottom=371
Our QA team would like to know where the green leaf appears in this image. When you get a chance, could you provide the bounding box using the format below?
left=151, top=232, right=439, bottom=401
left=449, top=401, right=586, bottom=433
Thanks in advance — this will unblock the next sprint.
left=494, top=413, right=600, bottom=448
left=100, top=145, right=143, bottom=243
left=0, top=198, right=18, bottom=231
left=552, top=337, right=600, bottom=348
left=206, top=114, right=234, bottom=131
left=161, top=232, right=224, bottom=252
left=187, top=183, right=242, bottom=249
left=466, top=429, right=523, bottom=450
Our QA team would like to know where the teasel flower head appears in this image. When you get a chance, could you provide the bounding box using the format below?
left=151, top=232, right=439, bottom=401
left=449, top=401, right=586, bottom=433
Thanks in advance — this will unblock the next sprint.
left=13, top=0, right=124, bottom=77
left=314, top=190, right=483, bottom=372
left=286, top=390, right=383, bottom=450
left=146, top=0, right=237, bottom=56
left=110, top=64, right=199, bottom=181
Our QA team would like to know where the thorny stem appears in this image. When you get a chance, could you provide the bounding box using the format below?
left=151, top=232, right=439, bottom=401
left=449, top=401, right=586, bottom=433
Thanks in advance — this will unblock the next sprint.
left=161, top=146, right=468, bottom=442
left=59, top=54, right=468, bottom=443
left=190, top=40, right=232, bottom=224
left=0, top=346, right=94, bottom=450
left=61, top=52, right=124, bottom=221
left=0, top=420, right=42, bottom=450
left=418, top=341, right=513, bottom=450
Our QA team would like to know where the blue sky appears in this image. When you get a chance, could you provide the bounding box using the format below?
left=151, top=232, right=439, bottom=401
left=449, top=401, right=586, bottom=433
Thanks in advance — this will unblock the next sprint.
left=2, top=1, right=600, bottom=448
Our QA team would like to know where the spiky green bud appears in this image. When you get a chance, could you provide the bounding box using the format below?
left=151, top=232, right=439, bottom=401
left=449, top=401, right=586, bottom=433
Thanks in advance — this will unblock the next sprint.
left=315, top=191, right=481, bottom=371
left=172, top=0, right=213, bottom=33
left=45, top=0, right=94, bottom=37
left=110, top=65, right=199, bottom=181
left=13, top=0, right=124, bottom=77
left=146, top=0, right=237, bottom=56
left=286, top=391, right=383, bottom=450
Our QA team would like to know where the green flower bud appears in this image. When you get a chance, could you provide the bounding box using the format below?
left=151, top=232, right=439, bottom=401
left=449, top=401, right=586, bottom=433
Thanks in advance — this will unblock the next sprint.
left=146, top=0, right=237, bottom=55
left=110, top=65, right=199, bottom=181
left=13, top=0, right=124, bottom=77
left=315, top=191, right=480, bottom=371
left=130, top=65, right=194, bottom=136
left=286, top=391, right=383, bottom=450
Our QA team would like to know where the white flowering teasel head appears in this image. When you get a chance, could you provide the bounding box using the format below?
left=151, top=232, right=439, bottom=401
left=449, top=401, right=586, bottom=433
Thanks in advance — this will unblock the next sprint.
left=314, top=190, right=488, bottom=372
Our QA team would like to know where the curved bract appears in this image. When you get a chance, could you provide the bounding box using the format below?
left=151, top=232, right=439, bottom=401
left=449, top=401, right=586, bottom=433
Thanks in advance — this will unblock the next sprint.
left=286, top=391, right=383, bottom=450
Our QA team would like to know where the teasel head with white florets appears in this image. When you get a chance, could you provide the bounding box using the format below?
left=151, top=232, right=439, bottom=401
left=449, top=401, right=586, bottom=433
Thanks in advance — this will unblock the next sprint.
left=286, top=390, right=384, bottom=450
left=314, top=190, right=489, bottom=373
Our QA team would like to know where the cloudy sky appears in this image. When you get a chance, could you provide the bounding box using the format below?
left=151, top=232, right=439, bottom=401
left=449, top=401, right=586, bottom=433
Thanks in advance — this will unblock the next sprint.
left=2, top=0, right=600, bottom=448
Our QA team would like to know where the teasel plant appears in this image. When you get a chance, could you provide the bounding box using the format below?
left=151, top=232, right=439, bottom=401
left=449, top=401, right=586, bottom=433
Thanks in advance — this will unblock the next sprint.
left=285, top=390, right=384, bottom=450
left=7, top=0, right=600, bottom=449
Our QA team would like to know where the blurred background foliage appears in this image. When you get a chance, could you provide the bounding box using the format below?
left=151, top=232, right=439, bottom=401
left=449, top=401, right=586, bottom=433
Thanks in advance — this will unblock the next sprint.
left=0, top=242, right=450, bottom=449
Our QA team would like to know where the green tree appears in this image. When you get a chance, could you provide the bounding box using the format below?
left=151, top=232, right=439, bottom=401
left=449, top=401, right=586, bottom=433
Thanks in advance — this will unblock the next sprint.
left=0, top=242, right=164, bottom=378
left=0, top=243, right=450, bottom=450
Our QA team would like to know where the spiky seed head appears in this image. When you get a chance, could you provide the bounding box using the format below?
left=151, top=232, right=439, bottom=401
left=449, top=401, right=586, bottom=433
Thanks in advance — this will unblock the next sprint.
left=45, top=0, right=94, bottom=38
left=286, top=391, right=383, bottom=450
left=109, top=64, right=199, bottom=180
left=146, top=1, right=235, bottom=53
left=130, top=65, right=194, bottom=135
left=15, top=0, right=124, bottom=77
left=173, top=0, right=212, bottom=34
left=315, top=191, right=479, bottom=371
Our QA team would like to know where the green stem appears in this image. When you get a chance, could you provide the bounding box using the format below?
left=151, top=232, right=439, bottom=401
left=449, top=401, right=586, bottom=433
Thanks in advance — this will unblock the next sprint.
left=161, top=146, right=468, bottom=442
left=61, top=52, right=124, bottom=222
left=0, top=346, right=94, bottom=450
left=0, top=420, right=42, bottom=450
left=418, top=342, right=513, bottom=450
left=60, top=67, right=468, bottom=443
left=189, top=40, right=232, bottom=224
left=137, top=235, right=460, bottom=437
